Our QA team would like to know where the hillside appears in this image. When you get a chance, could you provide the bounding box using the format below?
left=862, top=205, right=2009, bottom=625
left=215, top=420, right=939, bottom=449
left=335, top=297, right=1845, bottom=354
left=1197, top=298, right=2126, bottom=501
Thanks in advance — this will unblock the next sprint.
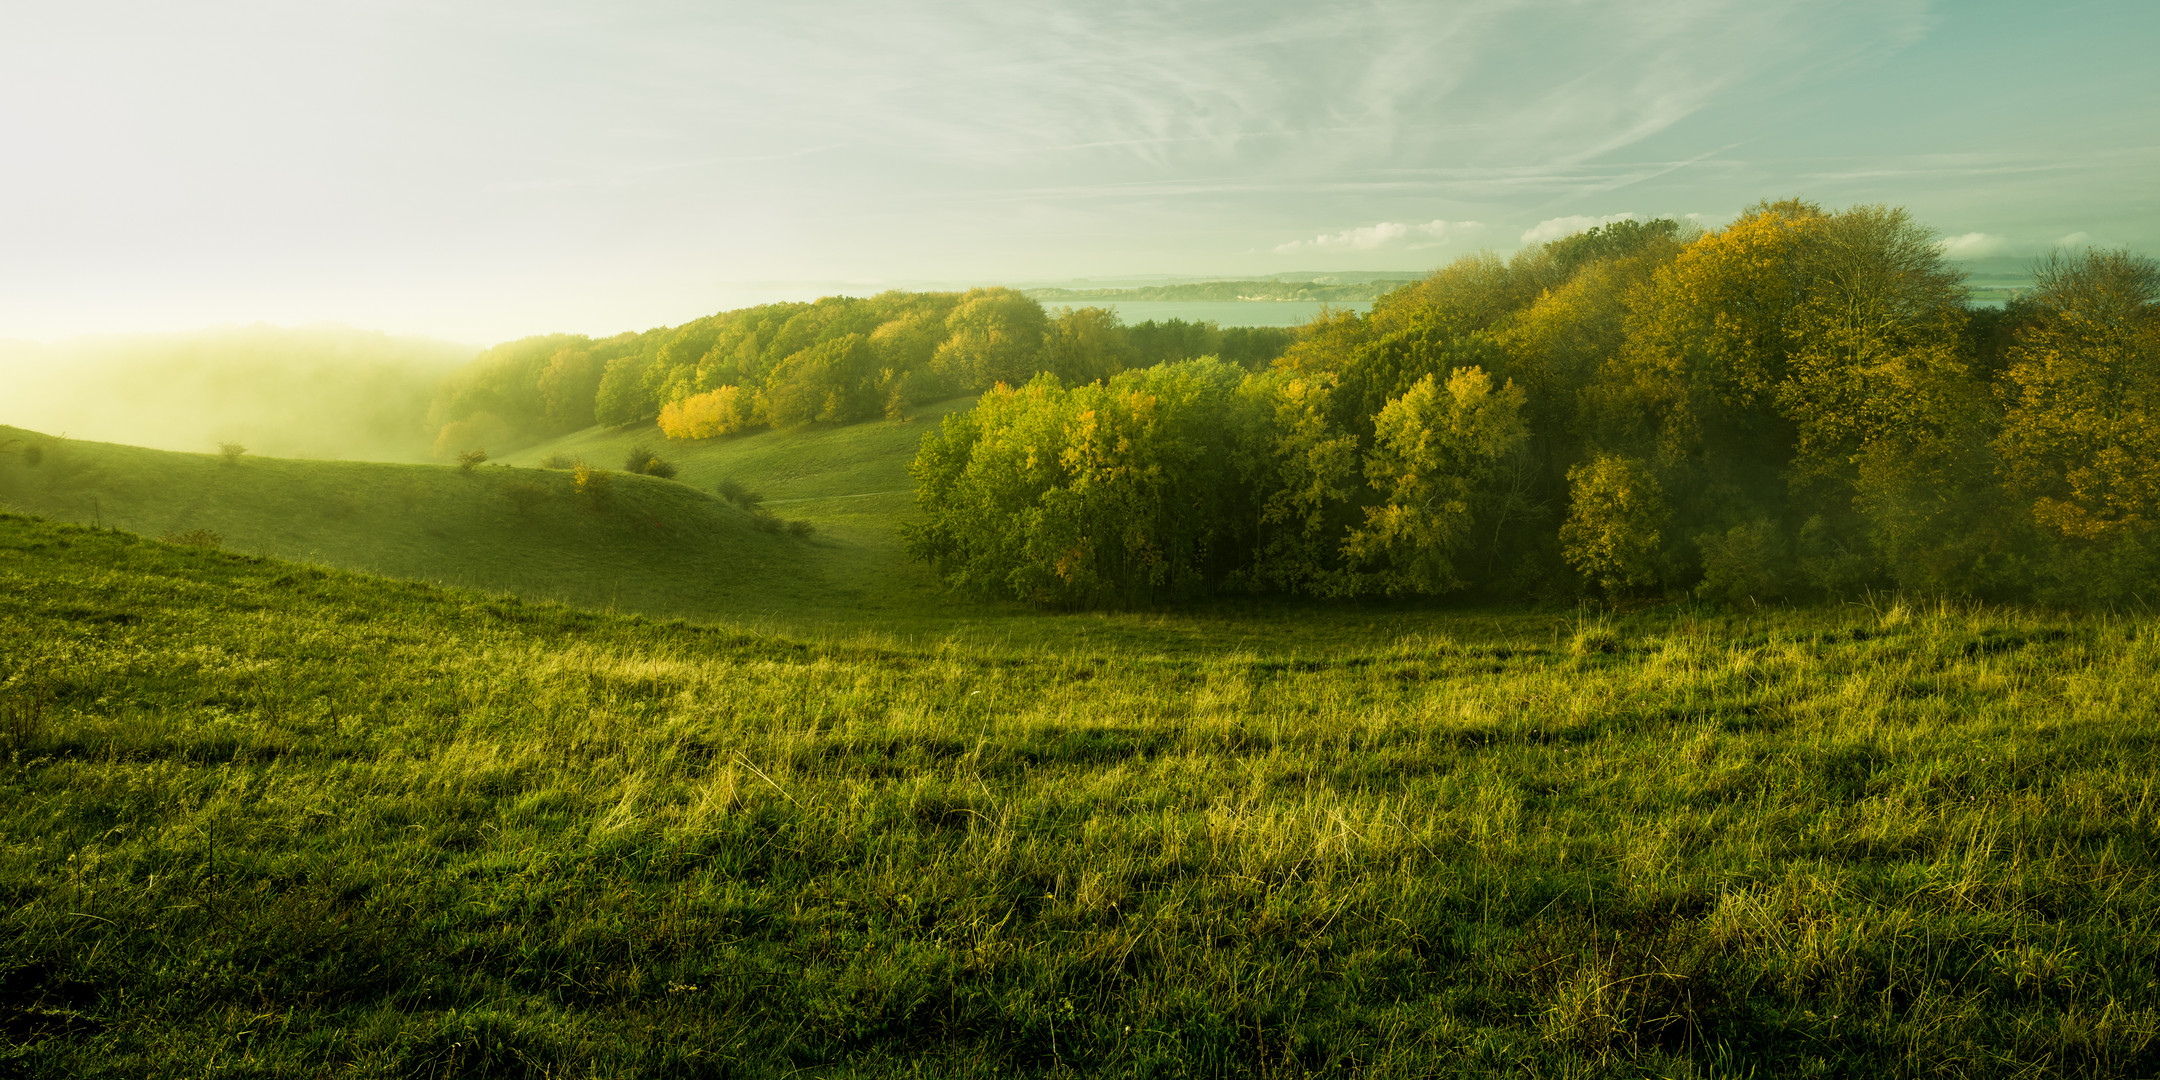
left=0, top=422, right=829, bottom=625
left=5, top=513, right=2159, bottom=1076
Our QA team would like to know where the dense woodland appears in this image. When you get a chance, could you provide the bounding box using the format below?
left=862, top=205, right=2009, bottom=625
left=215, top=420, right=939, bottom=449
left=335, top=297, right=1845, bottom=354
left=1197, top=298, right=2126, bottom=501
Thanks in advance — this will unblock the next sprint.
left=427, top=291, right=1293, bottom=456
left=906, top=201, right=2160, bottom=608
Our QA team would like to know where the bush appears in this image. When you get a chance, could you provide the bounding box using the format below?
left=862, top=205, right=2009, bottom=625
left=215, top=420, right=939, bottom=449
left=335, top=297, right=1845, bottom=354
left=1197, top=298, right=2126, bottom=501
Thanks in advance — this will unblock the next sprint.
left=217, top=442, right=247, bottom=464
left=572, top=463, right=611, bottom=507
left=623, top=445, right=677, bottom=479
left=540, top=453, right=574, bottom=469
left=457, top=447, right=489, bottom=473
left=714, top=479, right=764, bottom=511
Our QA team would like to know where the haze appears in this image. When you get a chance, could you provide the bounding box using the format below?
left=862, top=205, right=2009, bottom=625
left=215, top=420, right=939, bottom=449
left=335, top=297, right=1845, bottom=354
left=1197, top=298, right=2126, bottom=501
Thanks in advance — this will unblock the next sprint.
left=4, top=0, right=2156, bottom=343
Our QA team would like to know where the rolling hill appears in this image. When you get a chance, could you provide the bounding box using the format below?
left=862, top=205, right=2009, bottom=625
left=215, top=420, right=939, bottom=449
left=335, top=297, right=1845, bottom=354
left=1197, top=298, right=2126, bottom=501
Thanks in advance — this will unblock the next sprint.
left=0, top=421, right=833, bottom=627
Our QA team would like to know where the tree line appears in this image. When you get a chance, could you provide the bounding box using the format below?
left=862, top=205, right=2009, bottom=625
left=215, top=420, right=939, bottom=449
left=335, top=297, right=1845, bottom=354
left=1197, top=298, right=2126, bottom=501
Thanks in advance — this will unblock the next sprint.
left=906, top=200, right=2160, bottom=608
left=426, top=290, right=1295, bottom=457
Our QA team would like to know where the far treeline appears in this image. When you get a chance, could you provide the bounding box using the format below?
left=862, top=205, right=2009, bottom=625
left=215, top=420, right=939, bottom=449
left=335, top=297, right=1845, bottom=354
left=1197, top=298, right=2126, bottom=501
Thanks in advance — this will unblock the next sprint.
left=1023, top=279, right=1412, bottom=303
left=427, top=292, right=1296, bottom=457
left=907, top=200, right=2160, bottom=608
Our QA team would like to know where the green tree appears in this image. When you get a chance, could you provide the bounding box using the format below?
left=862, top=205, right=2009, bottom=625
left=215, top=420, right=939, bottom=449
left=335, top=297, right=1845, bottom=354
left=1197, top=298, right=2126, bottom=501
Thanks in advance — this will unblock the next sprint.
left=1343, top=368, right=1530, bottom=594
left=933, top=288, right=1049, bottom=390
left=1997, top=249, right=2160, bottom=540
left=1559, top=455, right=1671, bottom=595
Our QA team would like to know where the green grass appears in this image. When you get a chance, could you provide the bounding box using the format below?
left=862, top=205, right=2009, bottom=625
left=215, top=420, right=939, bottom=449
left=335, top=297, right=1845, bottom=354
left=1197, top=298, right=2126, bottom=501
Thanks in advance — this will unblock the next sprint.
left=0, top=421, right=860, bottom=629
left=5, top=513, right=2160, bottom=1076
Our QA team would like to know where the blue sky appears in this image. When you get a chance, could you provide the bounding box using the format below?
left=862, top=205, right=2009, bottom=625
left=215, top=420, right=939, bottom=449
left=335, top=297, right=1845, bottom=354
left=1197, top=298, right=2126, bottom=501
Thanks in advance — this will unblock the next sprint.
left=3, top=0, right=2154, bottom=342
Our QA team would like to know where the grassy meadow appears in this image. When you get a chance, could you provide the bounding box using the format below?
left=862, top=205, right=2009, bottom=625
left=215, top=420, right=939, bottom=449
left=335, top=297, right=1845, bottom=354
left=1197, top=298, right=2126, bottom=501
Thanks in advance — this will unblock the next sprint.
left=5, top=508, right=2160, bottom=1076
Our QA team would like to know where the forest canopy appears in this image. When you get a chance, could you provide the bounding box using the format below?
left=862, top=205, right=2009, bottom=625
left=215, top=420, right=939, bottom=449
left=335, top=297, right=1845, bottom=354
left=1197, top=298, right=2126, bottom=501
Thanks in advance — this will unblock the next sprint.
left=906, top=201, right=2160, bottom=608
left=425, top=290, right=1296, bottom=459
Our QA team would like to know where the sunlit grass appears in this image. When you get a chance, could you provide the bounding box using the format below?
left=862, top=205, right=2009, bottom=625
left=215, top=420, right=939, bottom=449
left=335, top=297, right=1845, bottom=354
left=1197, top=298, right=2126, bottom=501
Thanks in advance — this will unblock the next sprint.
left=5, top=514, right=2158, bottom=1076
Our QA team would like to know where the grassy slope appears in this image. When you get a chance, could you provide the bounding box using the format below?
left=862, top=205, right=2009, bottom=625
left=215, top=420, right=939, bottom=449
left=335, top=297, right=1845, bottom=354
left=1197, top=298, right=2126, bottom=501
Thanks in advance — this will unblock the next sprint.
left=0, top=423, right=827, bottom=625
left=498, top=401, right=967, bottom=620
left=6, top=513, right=2160, bottom=1077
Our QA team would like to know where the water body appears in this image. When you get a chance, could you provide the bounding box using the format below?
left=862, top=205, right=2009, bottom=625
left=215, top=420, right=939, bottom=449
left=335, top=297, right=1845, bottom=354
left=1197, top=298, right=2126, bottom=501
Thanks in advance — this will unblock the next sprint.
left=1045, top=300, right=1369, bottom=328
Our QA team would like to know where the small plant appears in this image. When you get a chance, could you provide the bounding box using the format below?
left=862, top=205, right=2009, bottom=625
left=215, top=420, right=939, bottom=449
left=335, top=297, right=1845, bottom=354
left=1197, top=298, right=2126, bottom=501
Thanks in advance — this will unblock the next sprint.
left=540, top=453, right=575, bottom=469
left=218, top=442, right=248, bottom=464
left=785, top=518, right=815, bottom=538
left=573, top=462, right=611, bottom=507
left=1568, top=608, right=1621, bottom=656
left=457, top=447, right=489, bottom=473
left=160, top=528, right=223, bottom=548
left=623, top=445, right=677, bottom=480
left=1569, top=625, right=1620, bottom=656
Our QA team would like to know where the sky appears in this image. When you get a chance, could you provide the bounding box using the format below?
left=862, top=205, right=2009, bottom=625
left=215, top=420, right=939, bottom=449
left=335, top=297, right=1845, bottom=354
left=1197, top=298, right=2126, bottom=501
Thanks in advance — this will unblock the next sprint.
left=3, top=0, right=2155, bottom=344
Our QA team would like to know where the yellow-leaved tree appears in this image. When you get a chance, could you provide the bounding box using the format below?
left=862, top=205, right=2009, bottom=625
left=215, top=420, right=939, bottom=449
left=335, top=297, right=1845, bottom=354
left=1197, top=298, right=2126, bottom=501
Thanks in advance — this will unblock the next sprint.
left=1997, top=249, right=2160, bottom=539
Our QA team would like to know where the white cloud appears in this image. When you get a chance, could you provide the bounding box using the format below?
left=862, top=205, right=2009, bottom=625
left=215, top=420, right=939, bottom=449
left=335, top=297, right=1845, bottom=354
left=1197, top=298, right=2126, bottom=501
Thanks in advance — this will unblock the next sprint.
left=1936, top=232, right=2007, bottom=258
left=2056, top=231, right=2093, bottom=248
left=1520, top=214, right=1635, bottom=246
left=1274, top=219, right=1482, bottom=254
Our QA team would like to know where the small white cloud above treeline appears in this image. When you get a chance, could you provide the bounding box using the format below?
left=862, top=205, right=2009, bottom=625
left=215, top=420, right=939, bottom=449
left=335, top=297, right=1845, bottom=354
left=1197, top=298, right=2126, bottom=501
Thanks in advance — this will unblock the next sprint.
left=1937, top=232, right=2008, bottom=258
left=1520, top=214, right=1636, bottom=246
left=1273, top=219, right=1483, bottom=254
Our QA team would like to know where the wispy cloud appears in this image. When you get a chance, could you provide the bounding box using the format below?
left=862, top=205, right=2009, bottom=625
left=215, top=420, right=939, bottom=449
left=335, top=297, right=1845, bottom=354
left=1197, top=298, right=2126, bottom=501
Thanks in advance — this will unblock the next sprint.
left=1521, top=214, right=1636, bottom=246
left=1274, top=219, right=1482, bottom=254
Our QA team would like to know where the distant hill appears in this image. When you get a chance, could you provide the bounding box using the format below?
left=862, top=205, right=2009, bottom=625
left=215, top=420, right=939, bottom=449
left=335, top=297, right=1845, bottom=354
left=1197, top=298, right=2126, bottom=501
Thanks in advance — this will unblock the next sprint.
left=1024, top=279, right=1413, bottom=304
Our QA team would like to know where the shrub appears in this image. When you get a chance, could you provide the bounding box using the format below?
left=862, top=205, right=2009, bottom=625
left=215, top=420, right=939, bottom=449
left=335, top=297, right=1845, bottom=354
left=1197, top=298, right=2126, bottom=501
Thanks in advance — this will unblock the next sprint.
left=160, top=528, right=223, bottom=548
left=714, top=479, right=764, bottom=511
left=784, top=518, right=815, bottom=538
left=623, top=445, right=677, bottom=479
left=457, top=447, right=489, bottom=473
left=572, top=463, right=611, bottom=507
left=540, top=453, right=575, bottom=469
left=217, top=442, right=247, bottom=464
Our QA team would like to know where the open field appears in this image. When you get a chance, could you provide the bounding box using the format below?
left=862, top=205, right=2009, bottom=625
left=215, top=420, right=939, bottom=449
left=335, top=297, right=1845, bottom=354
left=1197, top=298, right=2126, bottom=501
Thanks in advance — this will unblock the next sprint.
left=5, top=513, right=2159, bottom=1076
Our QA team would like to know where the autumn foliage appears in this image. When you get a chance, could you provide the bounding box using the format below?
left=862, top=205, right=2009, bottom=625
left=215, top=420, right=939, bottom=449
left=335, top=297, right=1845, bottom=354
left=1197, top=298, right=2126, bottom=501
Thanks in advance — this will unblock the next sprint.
left=911, top=201, right=2160, bottom=607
